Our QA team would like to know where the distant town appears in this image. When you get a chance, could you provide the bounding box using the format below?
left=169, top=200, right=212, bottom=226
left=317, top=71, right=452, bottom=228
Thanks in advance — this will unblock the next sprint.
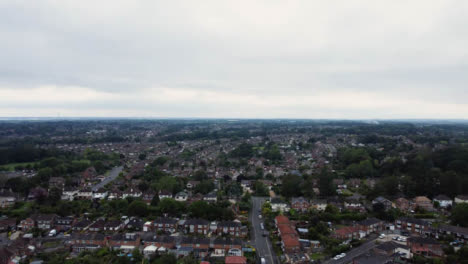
left=1, top=119, right=468, bottom=264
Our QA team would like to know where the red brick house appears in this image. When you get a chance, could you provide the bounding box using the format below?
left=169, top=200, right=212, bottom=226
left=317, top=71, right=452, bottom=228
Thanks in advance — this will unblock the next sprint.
left=332, top=226, right=360, bottom=240
left=407, top=237, right=443, bottom=258
left=184, top=219, right=210, bottom=235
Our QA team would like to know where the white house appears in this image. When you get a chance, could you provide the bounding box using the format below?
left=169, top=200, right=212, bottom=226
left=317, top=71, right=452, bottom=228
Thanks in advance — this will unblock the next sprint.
left=433, top=195, right=452, bottom=208
left=270, top=197, right=289, bottom=212
left=175, top=191, right=188, bottom=202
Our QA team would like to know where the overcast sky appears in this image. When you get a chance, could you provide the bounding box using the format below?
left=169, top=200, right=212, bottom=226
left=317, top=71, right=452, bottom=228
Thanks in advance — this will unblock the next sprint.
left=1, top=1, right=468, bottom=119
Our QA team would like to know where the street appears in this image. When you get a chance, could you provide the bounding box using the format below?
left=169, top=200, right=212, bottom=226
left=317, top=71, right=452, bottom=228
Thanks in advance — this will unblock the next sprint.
left=92, top=166, right=123, bottom=191
left=250, top=196, right=277, bottom=264
left=323, top=235, right=378, bottom=264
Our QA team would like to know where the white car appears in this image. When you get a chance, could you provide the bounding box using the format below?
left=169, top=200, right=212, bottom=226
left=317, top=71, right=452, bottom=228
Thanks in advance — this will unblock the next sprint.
left=378, top=234, right=386, bottom=239
left=339, top=253, right=346, bottom=258
left=333, top=255, right=341, bottom=260
left=259, top=215, right=262, bottom=219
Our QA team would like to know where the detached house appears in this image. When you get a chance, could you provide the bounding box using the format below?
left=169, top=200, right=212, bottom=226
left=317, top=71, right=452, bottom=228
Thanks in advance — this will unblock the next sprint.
left=413, top=196, right=434, bottom=211
left=158, top=190, right=172, bottom=200
left=291, top=197, right=310, bottom=212
left=433, top=195, right=452, bottom=208
left=270, top=197, right=289, bottom=212
left=455, top=195, right=468, bottom=204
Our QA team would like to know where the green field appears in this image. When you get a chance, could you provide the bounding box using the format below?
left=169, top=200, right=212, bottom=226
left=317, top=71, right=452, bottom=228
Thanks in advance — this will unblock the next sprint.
left=0, top=162, right=37, bottom=171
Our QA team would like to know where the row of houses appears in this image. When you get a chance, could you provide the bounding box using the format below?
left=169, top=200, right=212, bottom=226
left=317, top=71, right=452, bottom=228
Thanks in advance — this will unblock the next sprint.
left=143, top=218, right=248, bottom=237
left=68, top=232, right=244, bottom=259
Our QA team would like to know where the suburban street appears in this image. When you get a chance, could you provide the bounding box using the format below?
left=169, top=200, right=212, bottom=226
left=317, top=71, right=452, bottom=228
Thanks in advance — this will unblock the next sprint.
left=323, top=235, right=378, bottom=264
left=91, top=166, right=123, bottom=191
left=250, top=196, right=277, bottom=264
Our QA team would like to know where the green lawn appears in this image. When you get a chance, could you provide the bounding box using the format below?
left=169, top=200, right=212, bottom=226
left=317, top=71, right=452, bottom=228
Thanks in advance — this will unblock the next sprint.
left=0, top=162, right=37, bottom=171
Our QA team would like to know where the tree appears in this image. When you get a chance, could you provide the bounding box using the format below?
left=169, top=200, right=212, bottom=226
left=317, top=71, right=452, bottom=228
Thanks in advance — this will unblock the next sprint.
left=451, top=203, right=468, bottom=227
left=281, top=174, right=302, bottom=198
left=138, top=153, right=147, bottom=160
left=253, top=181, right=269, bottom=196
left=152, top=254, right=177, bottom=264
left=318, top=169, right=336, bottom=197
left=127, top=200, right=148, bottom=217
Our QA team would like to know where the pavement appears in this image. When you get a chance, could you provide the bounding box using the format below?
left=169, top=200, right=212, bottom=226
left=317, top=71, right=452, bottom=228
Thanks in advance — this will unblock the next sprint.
left=250, top=196, right=278, bottom=264
left=323, top=235, right=378, bottom=264
left=92, top=166, right=123, bottom=191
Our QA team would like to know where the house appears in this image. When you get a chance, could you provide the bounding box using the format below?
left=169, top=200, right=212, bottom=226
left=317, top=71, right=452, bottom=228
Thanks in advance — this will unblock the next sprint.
left=0, top=218, right=17, bottom=233
left=184, top=219, right=210, bottom=235
left=77, top=188, right=93, bottom=200
left=291, top=197, right=310, bottom=212
left=153, top=217, right=178, bottom=233
left=454, top=195, right=468, bottom=204
left=270, top=197, right=289, bottom=212
left=126, top=217, right=144, bottom=231
left=395, top=217, right=431, bottom=235
left=181, top=237, right=210, bottom=258
left=203, top=192, right=218, bottom=203
left=432, top=224, right=468, bottom=243
left=158, top=190, right=172, bottom=200
left=225, top=256, right=247, bottom=264
left=0, top=191, right=16, bottom=209
left=34, top=214, right=56, bottom=230
left=281, top=233, right=301, bottom=253
left=275, top=215, right=291, bottom=226
left=88, top=220, right=105, bottom=232
left=123, top=188, right=142, bottom=199
left=92, top=188, right=108, bottom=200
left=69, top=233, right=107, bottom=253
left=175, top=191, right=189, bottom=202
left=143, top=245, right=157, bottom=258
left=187, top=181, right=200, bottom=189
left=48, top=177, right=65, bottom=190
left=413, top=196, right=434, bottom=211
left=394, top=197, right=410, bottom=212
left=374, top=241, right=412, bottom=259
left=54, top=216, right=74, bottom=231
left=212, top=237, right=243, bottom=257
left=433, top=195, right=452, bottom=208
left=61, top=187, right=79, bottom=201
left=108, top=189, right=122, bottom=200
left=142, top=191, right=156, bottom=205
left=104, top=220, right=122, bottom=232
left=357, top=218, right=384, bottom=235
left=72, top=219, right=92, bottom=231
left=407, top=237, right=443, bottom=258
left=310, top=199, right=327, bottom=211
left=82, top=167, right=97, bottom=180
left=28, top=187, right=48, bottom=201
left=142, top=234, right=175, bottom=249
left=332, top=226, right=361, bottom=240
left=372, top=196, right=393, bottom=211
left=345, top=197, right=366, bottom=212
left=108, top=233, right=141, bottom=251
left=216, top=221, right=248, bottom=237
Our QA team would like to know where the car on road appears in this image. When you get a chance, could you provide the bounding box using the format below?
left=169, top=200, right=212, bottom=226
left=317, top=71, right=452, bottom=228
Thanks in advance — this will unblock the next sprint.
left=259, top=215, right=262, bottom=219
left=260, top=257, right=266, bottom=264
left=260, top=223, right=264, bottom=230
left=378, top=233, right=386, bottom=239
left=339, top=253, right=346, bottom=258
left=333, top=255, right=342, bottom=260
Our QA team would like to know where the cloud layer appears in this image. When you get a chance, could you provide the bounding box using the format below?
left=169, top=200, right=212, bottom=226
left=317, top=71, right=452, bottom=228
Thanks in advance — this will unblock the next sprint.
left=1, top=1, right=467, bottom=118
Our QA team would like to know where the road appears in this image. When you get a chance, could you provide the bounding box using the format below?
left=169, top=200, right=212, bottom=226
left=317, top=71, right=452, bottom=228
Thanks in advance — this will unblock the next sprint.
left=323, top=235, right=378, bottom=264
left=92, top=166, right=123, bottom=191
left=250, top=196, right=277, bottom=264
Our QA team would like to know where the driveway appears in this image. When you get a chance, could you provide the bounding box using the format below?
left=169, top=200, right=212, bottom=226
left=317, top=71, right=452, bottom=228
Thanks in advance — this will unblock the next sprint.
left=250, top=196, right=278, bottom=264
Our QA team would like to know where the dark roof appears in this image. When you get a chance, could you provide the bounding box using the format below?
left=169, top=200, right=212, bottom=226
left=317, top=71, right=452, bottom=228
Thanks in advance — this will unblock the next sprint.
left=376, top=241, right=408, bottom=252
left=408, top=236, right=439, bottom=245
left=154, top=217, right=178, bottom=224
left=184, top=219, right=209, bottom=225
left=213, top=237, right=242, bottom=246
left=434, top=194, right=451, bottom=201
left=217, top=221, right=242, bottom=228
left=397, top=217, right=429, bottom=226
left=358, top=217, right=382, bottom=226
left=72, top=233, right=106, bottom=241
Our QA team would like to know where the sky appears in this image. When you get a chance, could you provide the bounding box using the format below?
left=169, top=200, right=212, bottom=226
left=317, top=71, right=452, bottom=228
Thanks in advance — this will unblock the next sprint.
left=1, top=1, right=468, bottom=119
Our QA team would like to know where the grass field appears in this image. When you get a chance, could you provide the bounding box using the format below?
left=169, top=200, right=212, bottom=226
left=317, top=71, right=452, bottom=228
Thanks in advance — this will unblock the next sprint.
left=0, top=162, right=37, bottom=171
